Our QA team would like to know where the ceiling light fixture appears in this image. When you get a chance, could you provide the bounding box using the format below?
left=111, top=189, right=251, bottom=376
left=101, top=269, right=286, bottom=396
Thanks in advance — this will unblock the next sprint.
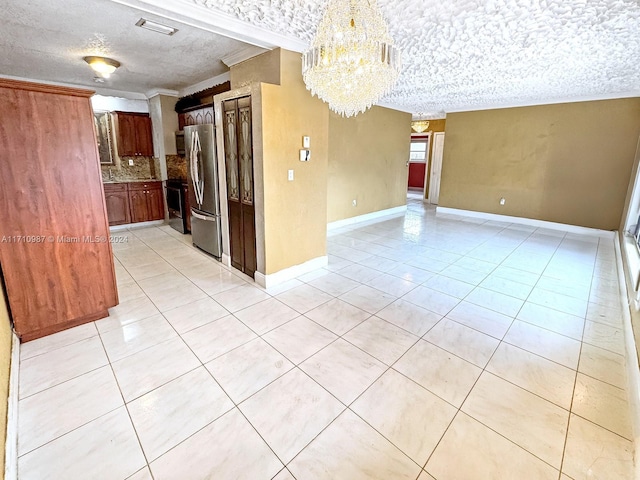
left=302, top=0, right=402, bottom=118
left=411, top=119, right=430, bottom=133
left=135, top=18, right=179, bottom=36
left=83, top=56, right=121, bottom=79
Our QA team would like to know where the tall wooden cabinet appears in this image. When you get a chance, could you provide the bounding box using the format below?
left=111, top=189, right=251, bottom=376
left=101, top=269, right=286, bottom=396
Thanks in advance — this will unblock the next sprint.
left=223, top=97, right=257, bottom=278
left=0, top=79, right=118, bottom=341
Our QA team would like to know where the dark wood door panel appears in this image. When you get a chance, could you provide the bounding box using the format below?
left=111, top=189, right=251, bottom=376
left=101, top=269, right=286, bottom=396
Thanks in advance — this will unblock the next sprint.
left=105, top=191, right=130, bottom=225
left=147, top=187, right=165, bottom=221
left=135, top=115, right=154, bottom=156
left=242, top=208, right=257, bottom=276
left=228, top=201, right=243, bottom=271
left=223, top=96, right=256, bottom=278
left=129, top=190, right=149, bottom=223
left=115, top=112, right=137, bottom=156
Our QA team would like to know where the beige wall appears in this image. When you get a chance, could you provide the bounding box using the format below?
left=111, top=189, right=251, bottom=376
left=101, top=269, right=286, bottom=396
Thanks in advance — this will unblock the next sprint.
left=440, top=98, right=640, bottom=230
left=0, top=283, right=12, bottom=480
left=230, top=49, right=281, bottom=90
left=260, top=50, right=329, bottom=274
left=328, top=107, right=411, bottom=223
left=228, top=47, right=413, bottom=274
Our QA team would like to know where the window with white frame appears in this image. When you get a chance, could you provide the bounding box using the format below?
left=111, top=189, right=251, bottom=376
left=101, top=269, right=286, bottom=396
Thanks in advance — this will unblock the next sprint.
left=409, top=140, right=428, bottom=163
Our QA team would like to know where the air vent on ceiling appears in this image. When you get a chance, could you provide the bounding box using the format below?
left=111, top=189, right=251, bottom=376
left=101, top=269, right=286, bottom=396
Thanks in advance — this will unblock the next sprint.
left=135, top=18, right=178, bottom=36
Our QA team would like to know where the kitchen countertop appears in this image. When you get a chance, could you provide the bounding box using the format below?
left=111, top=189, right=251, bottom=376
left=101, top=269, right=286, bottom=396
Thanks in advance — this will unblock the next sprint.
left=102, top=179, right=162, bottom=184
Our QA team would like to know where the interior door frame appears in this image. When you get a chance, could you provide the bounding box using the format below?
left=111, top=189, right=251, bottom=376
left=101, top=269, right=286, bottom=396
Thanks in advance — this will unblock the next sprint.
left=409, top=133, right=431, bottom=200
left=428, top=132, right=445, bottom=205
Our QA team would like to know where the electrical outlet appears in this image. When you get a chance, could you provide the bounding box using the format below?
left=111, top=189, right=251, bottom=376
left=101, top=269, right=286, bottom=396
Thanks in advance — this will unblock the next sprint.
left=128, top=159, right=134, bottom=166
left=352, top=199, right=357, bottom=207
left=500, top=197, right=506, bottom=205
left=288, top=169, right=294, bottom=181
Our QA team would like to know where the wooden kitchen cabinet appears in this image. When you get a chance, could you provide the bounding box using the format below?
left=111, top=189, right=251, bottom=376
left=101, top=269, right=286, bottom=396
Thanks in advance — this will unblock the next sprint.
left=178, top=104, right=214, bottom=130
left=103, top=183, right=131, bottom=225
left=112, top=111, right=154, bottom=156
left=103, top=182, right=165, bottom=225
left=0, top=79, right=118, bottom=341
left=128, top=182, right=165, bottom=223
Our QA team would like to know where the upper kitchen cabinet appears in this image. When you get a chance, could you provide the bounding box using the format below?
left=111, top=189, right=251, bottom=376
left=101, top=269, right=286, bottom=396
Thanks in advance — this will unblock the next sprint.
left=178, top=104, right=214, bottom=130
left=0, top=79, right=118, bottom=341
left=112, top=111, right=154, bottom=156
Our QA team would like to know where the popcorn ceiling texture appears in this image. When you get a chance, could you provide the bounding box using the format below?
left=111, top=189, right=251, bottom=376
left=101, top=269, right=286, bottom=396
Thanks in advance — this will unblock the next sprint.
left=191, top=0, right=640, bottom=116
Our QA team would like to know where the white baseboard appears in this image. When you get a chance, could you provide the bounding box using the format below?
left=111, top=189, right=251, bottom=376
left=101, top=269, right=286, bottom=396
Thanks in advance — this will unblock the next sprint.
left=614, top=232, right=640, bottom=477
left=436, top=207, right=616, bottom=239
left=255, top=256, right=328, bottom=288
left=109, top=220, right=165, bottom=232
left=5, top=333, right=19, bottom=480
left=327, top=205, right=407, bottom=232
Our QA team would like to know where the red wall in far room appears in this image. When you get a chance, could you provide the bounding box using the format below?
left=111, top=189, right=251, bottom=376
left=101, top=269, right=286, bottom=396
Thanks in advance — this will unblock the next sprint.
left=408, top=162, right=426, bottom=188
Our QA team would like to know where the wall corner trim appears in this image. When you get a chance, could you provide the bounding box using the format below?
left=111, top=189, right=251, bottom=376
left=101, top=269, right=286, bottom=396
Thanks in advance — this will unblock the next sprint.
left=4, top=333, right=19, bottom=480
left=435, top=207, right=616, bottom=239
left=255, top=256, right=328, bottom=288
left=327, top=205, right=407, bottom=232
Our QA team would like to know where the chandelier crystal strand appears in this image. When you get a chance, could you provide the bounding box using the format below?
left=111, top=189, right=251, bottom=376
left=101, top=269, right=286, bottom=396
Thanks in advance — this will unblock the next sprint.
left=302, top=0, right=402, bottom=118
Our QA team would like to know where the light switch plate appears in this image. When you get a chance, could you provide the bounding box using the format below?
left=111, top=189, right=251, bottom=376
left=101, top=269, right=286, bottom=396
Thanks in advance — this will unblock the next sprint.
left=303, top=136, right=310, bottom=148
left=288, top=169, right=294, bottom=181
left=128, top=159, right=134, bottom=166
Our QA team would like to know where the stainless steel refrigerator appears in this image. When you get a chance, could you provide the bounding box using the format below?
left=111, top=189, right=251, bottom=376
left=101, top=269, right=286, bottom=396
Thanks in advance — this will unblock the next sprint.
left=185, top=123, right=222, bottom=258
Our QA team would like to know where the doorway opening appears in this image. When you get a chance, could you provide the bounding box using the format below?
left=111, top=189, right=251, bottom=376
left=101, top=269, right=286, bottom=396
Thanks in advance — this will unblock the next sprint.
left=408, top=134, right=430, bottom=199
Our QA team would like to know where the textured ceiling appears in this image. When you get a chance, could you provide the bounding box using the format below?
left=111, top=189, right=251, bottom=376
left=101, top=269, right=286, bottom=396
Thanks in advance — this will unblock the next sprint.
left=1, top=0, right=638, bottom=113
left=0, top=0, right=263, bottom=94
left=188, top=0, right=640, bottom=116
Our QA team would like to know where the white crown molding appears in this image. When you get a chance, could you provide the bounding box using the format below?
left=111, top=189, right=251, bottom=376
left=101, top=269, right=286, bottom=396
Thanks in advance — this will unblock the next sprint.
left=145, top=88, right=179, bottom=98
left=178, top=72, right=230, bottom=98
left=108, top=0, right=307, bottom=51
left=221, top=45, right=269, bottom=68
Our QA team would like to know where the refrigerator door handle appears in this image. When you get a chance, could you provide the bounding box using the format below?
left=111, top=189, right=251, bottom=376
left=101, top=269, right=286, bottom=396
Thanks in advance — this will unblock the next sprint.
left=190, top=132, right=205, bottom=206
left=191, top=209, right=217, bottom=222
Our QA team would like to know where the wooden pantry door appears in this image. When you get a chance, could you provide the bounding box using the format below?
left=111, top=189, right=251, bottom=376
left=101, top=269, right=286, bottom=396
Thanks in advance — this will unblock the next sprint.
left=222, top=96, right=257, bottom=278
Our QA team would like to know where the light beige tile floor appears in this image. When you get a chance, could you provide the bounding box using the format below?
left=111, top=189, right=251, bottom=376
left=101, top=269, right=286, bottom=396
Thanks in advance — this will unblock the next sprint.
left=17, top=199, right=636, bottom=479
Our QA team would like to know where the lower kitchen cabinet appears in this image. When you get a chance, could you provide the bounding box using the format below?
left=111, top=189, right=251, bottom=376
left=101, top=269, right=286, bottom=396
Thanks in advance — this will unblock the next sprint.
left=104, top=183, right=130, bottom=225
left=104, top=181, right=165, bottom=226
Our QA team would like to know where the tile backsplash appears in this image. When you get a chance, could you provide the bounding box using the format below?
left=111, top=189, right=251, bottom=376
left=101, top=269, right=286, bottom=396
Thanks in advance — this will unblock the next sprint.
left=166, top=155, right=187, bottom=180
left=101, top=156, right=159, bottom=182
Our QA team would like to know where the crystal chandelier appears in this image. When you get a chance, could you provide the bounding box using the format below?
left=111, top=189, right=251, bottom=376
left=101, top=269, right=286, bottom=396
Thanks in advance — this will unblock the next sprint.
left=412, top=120, right=430, bottom=133
left=302, top=0, right=402, bottom=118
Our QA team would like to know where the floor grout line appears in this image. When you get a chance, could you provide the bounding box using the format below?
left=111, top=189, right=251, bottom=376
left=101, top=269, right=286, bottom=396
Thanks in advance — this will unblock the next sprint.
left=16, top=204, right=633, bottom=479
